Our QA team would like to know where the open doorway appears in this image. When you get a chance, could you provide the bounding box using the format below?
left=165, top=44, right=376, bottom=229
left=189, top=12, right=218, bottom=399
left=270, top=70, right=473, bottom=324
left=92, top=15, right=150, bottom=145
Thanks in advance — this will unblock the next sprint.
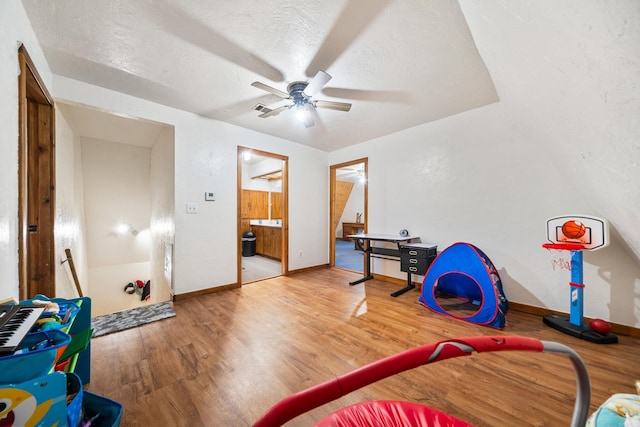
left=330, top=158, right=368, bottom=271
left=237, top=147, right=288, bottom=284
left=56, top=102, right=174, bottom=317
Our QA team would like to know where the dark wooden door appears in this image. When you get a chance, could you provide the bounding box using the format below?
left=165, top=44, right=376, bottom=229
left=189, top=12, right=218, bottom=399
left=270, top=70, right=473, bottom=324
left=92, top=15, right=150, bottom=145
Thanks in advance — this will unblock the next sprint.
left=18, top=45, right=56, bottom=300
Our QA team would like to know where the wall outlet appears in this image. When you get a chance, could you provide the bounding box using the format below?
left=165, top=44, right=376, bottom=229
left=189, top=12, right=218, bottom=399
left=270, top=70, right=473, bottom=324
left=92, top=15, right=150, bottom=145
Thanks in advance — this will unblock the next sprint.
left=298, top=251, right=303, bottom=257
left=186, top=203, right=198, bottom=214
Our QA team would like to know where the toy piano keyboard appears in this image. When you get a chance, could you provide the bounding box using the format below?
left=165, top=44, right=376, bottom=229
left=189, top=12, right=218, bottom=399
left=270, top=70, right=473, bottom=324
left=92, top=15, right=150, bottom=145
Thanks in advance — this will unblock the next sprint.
left=0, top=304, right=45, bottom=354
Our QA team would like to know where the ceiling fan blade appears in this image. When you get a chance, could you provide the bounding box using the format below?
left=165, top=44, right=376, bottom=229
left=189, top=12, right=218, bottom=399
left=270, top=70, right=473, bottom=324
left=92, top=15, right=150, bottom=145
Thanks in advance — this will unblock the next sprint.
left=315, top=100, right=352, bottom=112
left=251, top=81, right=289, bottom=99
left=303, top=70, right=332, bottom=97
left=322, top=87, right=413, bottom=103
left=258, top=105, right=290, bottom=118
left=305, top=0, right=391, bottom=77
left=148, top=1, right=284, bottom=82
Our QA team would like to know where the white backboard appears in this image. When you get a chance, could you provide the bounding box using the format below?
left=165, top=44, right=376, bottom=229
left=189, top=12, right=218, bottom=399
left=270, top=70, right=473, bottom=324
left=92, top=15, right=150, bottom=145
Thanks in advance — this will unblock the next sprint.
left=546, top=215, right=609, bottom=250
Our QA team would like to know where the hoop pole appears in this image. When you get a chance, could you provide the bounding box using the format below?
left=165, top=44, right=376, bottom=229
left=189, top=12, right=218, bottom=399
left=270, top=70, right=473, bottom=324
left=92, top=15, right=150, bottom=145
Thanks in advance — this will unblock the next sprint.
left=569, top=251, right=583, bottom=326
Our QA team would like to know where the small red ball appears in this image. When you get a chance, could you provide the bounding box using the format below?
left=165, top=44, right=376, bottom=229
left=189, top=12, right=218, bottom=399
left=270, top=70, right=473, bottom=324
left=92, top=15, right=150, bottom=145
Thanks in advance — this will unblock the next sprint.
left=589, top=318, right=611, bottom=334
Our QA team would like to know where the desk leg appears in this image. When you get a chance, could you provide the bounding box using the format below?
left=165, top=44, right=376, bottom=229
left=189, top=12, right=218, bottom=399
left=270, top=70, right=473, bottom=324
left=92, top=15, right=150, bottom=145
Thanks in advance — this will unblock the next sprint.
left=390, top=272, right=416, bottom=297
left=349, top=275, right=374, bottom=285
left=349, top=240, right=374, bottom=286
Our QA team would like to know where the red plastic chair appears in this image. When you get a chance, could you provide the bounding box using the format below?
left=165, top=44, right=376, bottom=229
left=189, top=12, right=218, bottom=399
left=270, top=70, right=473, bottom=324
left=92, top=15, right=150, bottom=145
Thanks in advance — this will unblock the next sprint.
left=253, top=336, right=590, bottom=427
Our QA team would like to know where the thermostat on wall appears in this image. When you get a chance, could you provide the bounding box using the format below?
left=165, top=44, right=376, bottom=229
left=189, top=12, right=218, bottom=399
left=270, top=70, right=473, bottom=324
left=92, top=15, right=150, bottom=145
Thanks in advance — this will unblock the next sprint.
left=205, top=192, right=215, bottom=201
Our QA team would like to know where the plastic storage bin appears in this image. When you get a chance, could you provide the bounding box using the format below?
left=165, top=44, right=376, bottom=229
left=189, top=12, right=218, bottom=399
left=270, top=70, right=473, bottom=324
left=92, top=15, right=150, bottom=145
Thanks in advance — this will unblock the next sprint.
left=0, top=371, right=69, bottom=426
left=0, top=329, right=71, bottom=383
left=67, top=372, right=84, bottom=427
left=82, top=391, right=123, bottom=427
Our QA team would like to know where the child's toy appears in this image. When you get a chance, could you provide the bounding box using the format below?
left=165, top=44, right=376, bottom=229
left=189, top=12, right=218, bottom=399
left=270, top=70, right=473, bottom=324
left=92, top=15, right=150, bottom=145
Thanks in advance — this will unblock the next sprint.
left=589, top=318, right=612, bottom=335
left=543, top=215, right=617, bottom=344
left=253, top=335, right=591, bottom=427
left=123, top=280, right=151, bottom=301
left=419, top=242, right=508, bottom=329
left=587, top=387, right=640, bottom=426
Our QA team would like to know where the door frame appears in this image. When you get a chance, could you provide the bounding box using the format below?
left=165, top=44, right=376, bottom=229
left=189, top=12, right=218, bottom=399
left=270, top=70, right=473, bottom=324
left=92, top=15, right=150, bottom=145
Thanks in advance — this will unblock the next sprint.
left=330, top=158, right=368, bottom=267
left=18, top=45, right=56, bottom=300
left=237, top=146, right=289, bottom=285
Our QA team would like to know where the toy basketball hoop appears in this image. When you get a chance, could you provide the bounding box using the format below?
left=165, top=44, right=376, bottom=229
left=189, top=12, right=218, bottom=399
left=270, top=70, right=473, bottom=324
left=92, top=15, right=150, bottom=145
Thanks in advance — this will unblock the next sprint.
left=542, top=215, right=616, bottom=344
left=545, top=215, right=609, bottom=250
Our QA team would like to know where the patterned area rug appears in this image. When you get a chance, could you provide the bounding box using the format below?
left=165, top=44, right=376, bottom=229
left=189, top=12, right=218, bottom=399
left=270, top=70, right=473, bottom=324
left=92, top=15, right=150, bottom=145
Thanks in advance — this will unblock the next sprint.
left=92, top=301, right=176, bottom=337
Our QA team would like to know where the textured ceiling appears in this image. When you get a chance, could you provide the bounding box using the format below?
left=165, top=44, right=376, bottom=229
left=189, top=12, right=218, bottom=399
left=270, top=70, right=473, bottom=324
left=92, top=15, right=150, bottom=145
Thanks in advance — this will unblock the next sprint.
left=22, top=0, right=499, bottom=152
left=57, top=103, right=169, bottom=147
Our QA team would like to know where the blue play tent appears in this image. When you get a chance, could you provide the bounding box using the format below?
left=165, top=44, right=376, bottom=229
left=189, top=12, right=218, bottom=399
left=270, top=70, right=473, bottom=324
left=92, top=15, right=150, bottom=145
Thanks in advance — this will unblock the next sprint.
left=419, top=242, right=508, bottom=329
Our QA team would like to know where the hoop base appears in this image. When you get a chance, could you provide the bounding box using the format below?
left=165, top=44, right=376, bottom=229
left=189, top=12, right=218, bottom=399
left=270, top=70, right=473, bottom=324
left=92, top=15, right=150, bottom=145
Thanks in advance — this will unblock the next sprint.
left=543, top=315, right=618, bottom=344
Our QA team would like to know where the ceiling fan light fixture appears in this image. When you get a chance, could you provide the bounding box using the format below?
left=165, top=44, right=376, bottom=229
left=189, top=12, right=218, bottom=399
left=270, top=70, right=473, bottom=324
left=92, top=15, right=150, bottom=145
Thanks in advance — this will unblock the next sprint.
left=295, top=103, right=308, bottom=123
left=251, top=70, right=351, bottom=126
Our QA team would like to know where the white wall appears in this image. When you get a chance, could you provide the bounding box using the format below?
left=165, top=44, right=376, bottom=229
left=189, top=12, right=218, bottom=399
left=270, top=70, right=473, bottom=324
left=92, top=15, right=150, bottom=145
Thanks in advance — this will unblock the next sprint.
left=55, top=109, right=89, bottom=298
left=82, top=138, right=152, bottom=267
left=53, top=76, right=329, bottom=295
left=150, top=126, right=175, bottom=297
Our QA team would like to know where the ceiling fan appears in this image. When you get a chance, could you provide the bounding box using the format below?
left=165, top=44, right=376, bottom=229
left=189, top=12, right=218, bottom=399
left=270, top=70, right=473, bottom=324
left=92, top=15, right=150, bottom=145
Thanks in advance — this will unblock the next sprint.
left=251, top=70, right=352, bottom=128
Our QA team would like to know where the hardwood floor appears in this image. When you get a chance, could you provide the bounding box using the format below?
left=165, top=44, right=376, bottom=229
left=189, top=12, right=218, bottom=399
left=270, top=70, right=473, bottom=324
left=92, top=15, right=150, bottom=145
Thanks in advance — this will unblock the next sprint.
left=87, top=268, right=640, bottom=426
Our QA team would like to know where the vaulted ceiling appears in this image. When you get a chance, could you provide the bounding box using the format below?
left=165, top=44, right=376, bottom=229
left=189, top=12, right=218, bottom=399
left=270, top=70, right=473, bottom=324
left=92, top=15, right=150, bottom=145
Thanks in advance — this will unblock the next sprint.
left=22, top=0, right=498, bottom=152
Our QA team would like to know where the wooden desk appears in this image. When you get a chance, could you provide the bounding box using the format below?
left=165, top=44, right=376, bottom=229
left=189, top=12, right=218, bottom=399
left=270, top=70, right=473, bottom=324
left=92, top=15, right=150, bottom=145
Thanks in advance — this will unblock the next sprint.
left=347, top=233, right=419, bottom=296
left=342, top=222, right=365, bottom=240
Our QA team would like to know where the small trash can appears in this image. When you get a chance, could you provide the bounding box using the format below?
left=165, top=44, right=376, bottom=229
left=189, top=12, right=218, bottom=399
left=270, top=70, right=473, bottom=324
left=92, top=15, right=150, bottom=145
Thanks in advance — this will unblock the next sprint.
left=242, top=231, right=256, bottom=257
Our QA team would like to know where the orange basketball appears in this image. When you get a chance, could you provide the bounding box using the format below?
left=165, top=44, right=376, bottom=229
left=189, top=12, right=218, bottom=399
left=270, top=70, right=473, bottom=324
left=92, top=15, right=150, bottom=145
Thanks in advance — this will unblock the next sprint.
left=562, top=220, right=586, bottom=239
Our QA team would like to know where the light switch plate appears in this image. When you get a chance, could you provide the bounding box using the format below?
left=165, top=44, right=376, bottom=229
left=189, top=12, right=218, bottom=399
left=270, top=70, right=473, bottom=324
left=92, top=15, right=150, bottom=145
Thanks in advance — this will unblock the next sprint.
left=205, top=192, right=215, bottom=201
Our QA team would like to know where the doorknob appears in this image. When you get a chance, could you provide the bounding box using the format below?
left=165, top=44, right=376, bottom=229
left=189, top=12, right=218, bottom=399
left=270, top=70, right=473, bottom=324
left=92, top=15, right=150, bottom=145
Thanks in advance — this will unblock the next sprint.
left=28, top=224, right=38, bottom=232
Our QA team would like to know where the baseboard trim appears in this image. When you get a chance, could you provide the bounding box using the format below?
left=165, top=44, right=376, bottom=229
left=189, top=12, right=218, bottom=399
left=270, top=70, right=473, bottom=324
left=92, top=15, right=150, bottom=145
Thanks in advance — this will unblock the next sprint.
left=172, top=265, right=331, bottom=302
left=287, top=264, right=330, bottom=275
left=507, top=302, right=640, bottom=338
left=371, top=272, right=640, bottom=338
left=173, top=282, right=239, bottom=301
left=172, top=267, right=640, bottom=337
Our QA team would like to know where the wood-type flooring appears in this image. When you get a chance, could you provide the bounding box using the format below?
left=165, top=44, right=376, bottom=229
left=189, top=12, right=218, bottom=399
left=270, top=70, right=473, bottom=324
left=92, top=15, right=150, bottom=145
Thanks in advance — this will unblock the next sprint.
left=88, top=268, right=640, bottom=426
